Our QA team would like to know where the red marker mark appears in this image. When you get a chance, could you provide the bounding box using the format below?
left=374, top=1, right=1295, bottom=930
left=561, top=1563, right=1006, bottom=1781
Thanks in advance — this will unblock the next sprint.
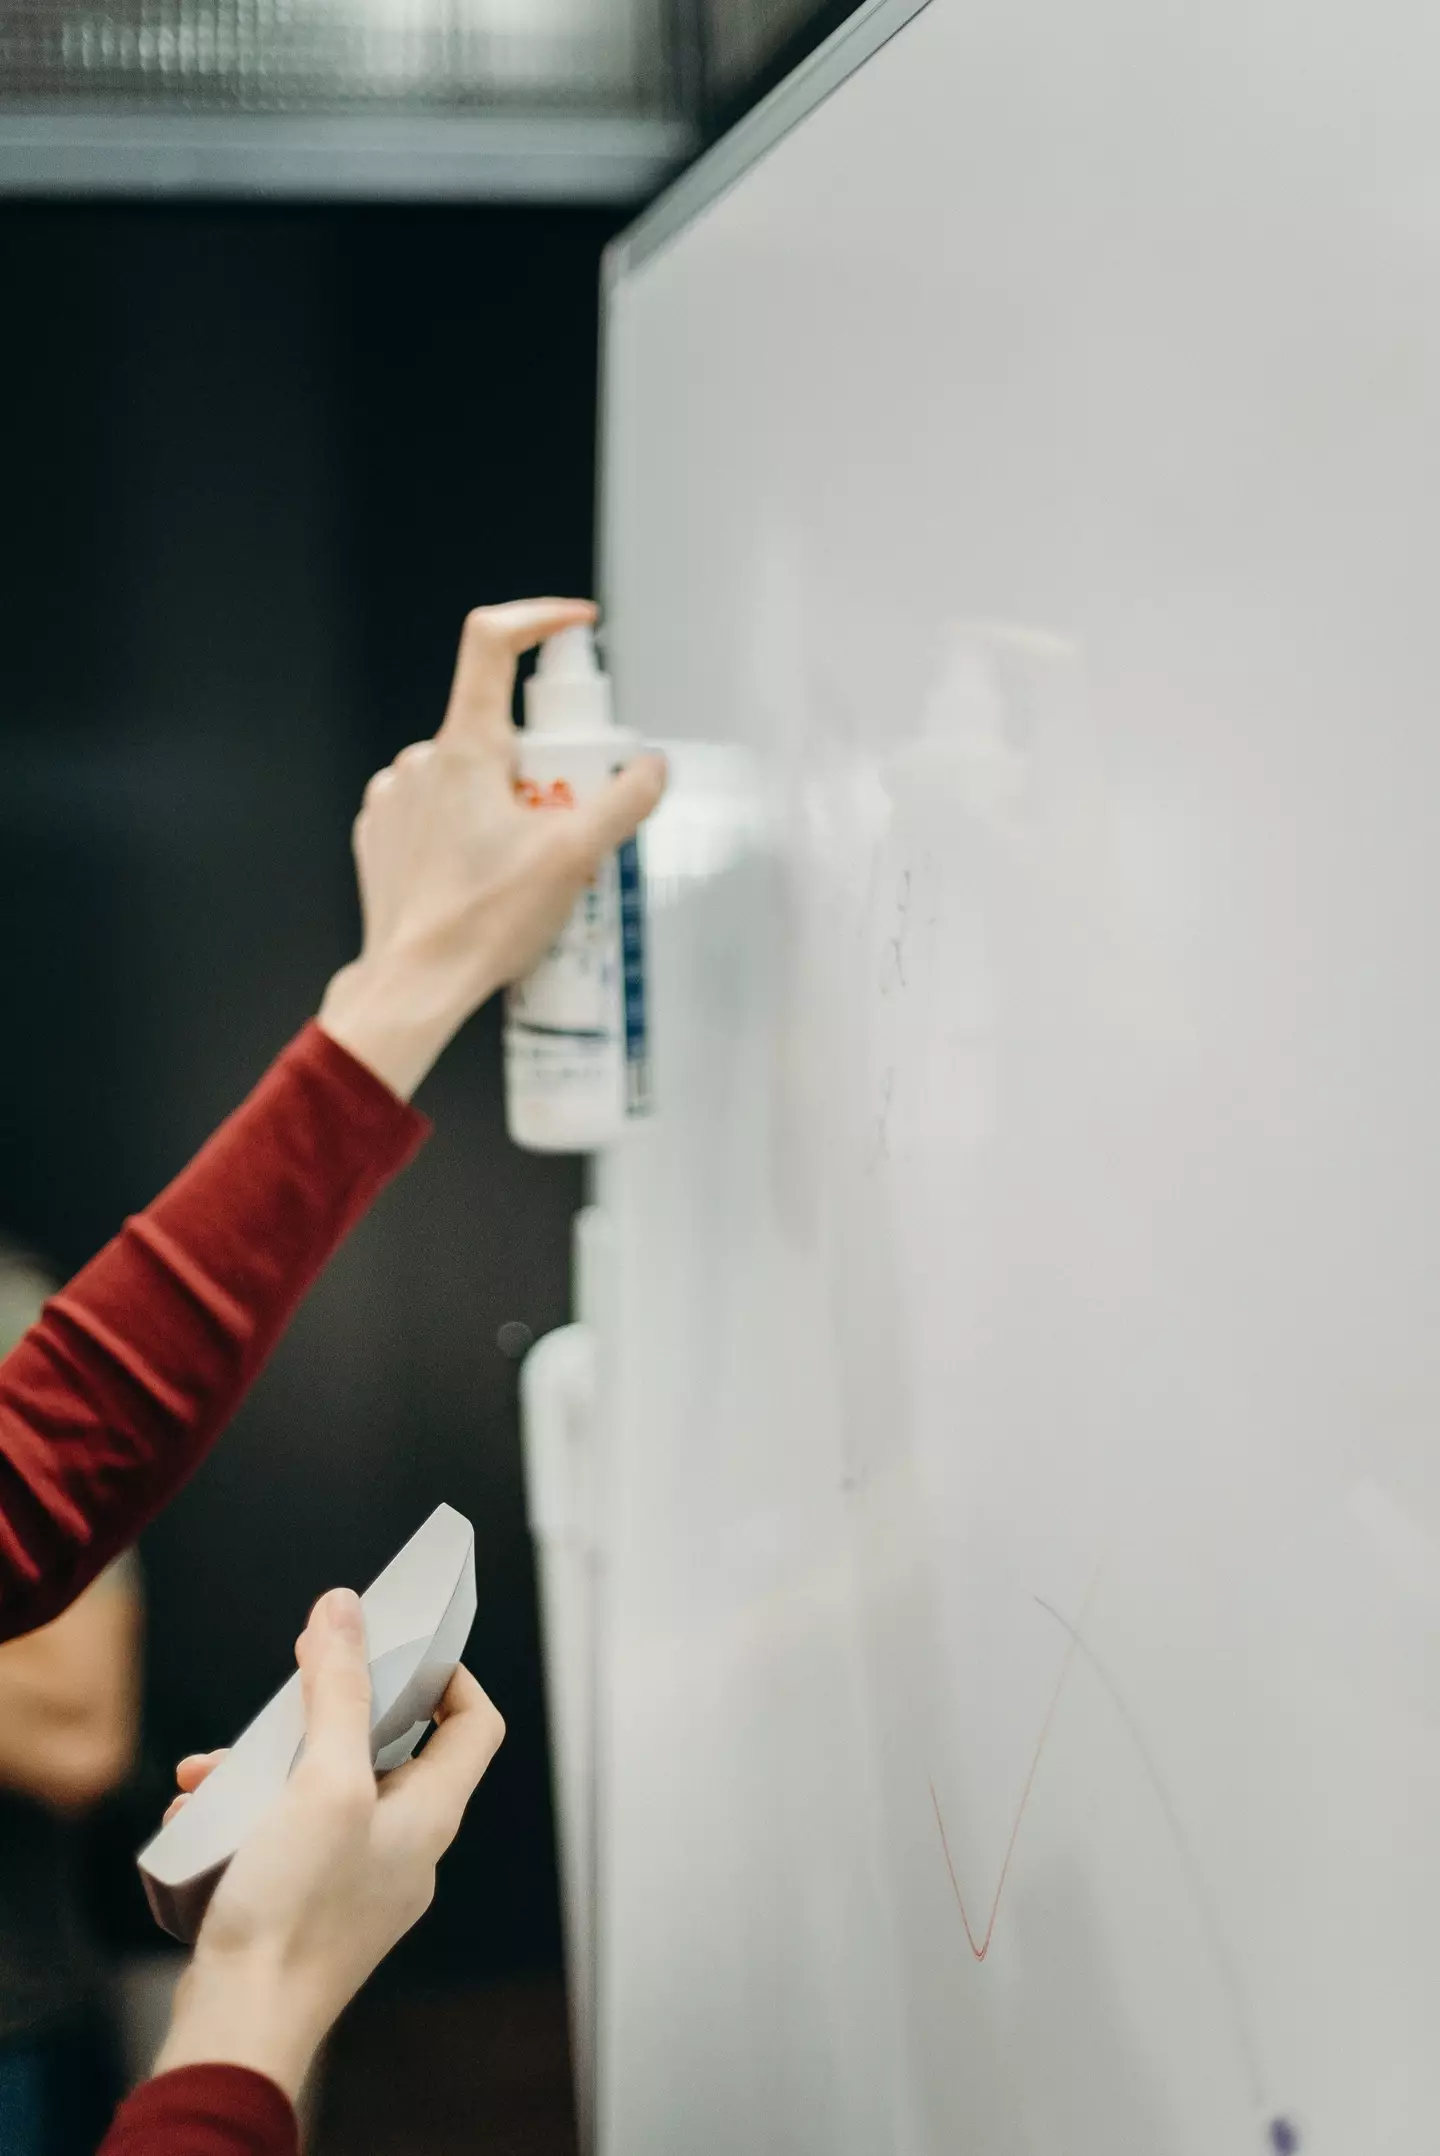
left=938, top=1597, right=1294, bottom=2148
left=930, top=1624, right=1082, bottom=1961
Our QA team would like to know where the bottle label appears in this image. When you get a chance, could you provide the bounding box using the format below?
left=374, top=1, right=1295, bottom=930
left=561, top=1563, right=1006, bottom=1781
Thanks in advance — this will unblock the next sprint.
left=507, top=851, right=618, bottom=1041
left=503, top=741, right=653, bottom=1142
left=617, top=833, right=652, bottom=1117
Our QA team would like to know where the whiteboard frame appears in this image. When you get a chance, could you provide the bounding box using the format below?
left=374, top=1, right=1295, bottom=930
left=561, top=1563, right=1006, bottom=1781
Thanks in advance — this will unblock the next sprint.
left=596, top=0, right=936, bottom=608
left=604, top=0, right=935, bottom=282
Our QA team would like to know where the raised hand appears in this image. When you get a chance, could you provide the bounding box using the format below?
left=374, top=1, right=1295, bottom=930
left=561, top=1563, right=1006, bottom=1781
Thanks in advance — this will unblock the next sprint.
left=318, top=599, right=666, bottom=1099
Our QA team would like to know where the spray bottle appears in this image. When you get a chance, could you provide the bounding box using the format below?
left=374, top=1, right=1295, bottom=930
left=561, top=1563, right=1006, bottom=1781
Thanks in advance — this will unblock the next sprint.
left=504, top=625, right=651, bottom=1152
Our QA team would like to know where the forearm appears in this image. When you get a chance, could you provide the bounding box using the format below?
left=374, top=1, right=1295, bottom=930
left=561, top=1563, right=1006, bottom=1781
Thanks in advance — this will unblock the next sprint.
left=316, top=944, right=486, bottom=1104
left=155, top=1949, right=328, bottom=2106
left=0, top=1020, right=428, bottom=1641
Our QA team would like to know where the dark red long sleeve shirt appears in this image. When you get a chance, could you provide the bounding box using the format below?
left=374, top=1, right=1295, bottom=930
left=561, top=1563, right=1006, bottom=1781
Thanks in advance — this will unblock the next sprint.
left=100, top=2065, right=302, bottom=2156
left=0, top=1022, right=430, bottom=2153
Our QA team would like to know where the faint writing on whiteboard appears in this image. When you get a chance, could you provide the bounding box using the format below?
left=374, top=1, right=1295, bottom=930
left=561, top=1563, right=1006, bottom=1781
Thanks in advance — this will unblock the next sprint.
left=932, top=1590, right=1300, bottom=2152
left=860, top=621, right=1095, bottom=1185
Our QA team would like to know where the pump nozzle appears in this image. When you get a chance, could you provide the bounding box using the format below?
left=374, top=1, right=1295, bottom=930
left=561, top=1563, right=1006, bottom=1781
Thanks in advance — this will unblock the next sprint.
left=526, top=622, right=614, bottom=733
left=536, top=623, right=601, bottom=679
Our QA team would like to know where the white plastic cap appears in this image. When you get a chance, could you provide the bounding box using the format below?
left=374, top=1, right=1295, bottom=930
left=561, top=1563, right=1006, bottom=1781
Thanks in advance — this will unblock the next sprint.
left=526, top=623, right=615, bottom=733
left=537, top=624, right=600, bottom=679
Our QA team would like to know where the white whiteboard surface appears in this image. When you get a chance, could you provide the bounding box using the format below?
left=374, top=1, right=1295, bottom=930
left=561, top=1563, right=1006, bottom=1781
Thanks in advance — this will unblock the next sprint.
left=594, top=2, right=1440, bottom=2150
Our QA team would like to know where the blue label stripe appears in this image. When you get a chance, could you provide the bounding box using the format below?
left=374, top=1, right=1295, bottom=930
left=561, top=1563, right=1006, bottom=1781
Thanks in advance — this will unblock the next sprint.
left=617, top=832, right=652, bottom=1116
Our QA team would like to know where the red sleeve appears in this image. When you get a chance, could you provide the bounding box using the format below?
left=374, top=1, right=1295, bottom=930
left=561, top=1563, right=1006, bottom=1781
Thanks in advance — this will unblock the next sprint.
left=0, top=1023, right=429, bottom=1642
left=99, top=2065, right=299, bottom=2156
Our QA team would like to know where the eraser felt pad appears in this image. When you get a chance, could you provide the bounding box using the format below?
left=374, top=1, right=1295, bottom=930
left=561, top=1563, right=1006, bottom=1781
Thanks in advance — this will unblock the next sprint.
left=137, top=1503, right=477, bottom=1944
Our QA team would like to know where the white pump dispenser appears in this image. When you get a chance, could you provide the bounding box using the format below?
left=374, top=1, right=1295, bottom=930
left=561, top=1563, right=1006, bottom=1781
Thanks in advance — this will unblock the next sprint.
left=505, top=626, right=650, bottom=1152
left=525, top=623, right=615, bottom=733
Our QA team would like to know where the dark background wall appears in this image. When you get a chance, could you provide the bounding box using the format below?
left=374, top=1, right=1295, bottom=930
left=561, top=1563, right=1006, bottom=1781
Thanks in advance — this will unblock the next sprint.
left=0, top=199, right=617, bottom=1987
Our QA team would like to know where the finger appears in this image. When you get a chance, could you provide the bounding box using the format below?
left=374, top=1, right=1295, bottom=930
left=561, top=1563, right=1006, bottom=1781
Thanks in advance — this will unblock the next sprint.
left=175, top=1749, right=228, bottom=1793
left=295, top=1588, right=374, bottom=1779
left=378, top=1666, right=505, bottom=1852
left=440, top=599, right=597, bottom=752
left=162, top=1792, right=191, bottom=1826
left=573, top=754, right=668, bottom=858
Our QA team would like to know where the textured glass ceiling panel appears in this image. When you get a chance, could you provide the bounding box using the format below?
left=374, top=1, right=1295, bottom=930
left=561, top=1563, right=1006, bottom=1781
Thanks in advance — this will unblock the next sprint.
left=0, top=0, right=673, bottom=111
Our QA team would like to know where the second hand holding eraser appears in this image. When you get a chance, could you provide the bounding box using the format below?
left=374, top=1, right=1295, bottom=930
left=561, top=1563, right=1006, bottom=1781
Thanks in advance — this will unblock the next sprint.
left=137, top=1503, right=478, bottom=1945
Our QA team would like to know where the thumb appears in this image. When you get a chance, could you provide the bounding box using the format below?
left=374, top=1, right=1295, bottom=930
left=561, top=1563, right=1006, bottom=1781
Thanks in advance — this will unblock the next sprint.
left=296, top=1588, right=373, bottom=1776
left=574, top=753, right=667, bottom=858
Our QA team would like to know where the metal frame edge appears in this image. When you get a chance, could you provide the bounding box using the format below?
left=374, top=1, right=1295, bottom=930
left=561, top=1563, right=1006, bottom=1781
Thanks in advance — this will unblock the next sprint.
left=0, top=108, right=694, bottom=201
left=604, top=0, right=934, bottom=282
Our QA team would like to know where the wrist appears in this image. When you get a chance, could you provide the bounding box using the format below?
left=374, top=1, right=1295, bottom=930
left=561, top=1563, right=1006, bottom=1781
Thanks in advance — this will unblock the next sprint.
left=316, top=942, right=495, bottom=1101
left=155, top=1946, right=329, bottom=2104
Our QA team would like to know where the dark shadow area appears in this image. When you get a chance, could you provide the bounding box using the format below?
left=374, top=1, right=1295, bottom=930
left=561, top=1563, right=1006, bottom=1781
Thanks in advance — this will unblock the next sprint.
left=0, top=201, right=614, bottom=2041
left=313, top=1980, right=577, bottom=2156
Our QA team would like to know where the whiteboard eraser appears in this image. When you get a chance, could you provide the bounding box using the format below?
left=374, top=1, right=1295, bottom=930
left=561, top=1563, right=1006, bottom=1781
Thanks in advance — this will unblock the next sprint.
left=137, top=1503, right=477, bottom=1945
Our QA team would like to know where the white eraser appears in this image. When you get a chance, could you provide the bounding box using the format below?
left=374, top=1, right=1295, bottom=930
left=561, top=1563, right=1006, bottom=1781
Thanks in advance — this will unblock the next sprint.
left=138, top=1503, right=477, bottom=1944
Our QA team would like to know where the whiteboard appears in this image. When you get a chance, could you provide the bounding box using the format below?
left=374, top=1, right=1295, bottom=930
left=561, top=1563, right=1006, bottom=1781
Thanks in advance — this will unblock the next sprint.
left=593, top=2, right=1440, bottom=2150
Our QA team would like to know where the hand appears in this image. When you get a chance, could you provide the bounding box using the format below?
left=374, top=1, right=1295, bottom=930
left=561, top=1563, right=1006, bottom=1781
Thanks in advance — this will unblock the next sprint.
left=317, top=598, right=666, bottom=1099
left=153, top=1588, right=504, bottom=2102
